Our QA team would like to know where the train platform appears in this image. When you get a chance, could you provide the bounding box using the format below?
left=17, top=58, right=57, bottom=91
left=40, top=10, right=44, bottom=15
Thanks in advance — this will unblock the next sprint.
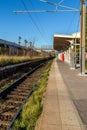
left=35, top=58, right=87, bottom=130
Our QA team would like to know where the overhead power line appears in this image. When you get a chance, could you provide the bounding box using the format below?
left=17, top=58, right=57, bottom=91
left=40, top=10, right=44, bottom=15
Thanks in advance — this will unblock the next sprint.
left=65, top=0, right=80, bottom=34
left=28, top=0, right=49, bottom=44
left=40, top=0, right=79, bottom=11
left=40, top=0, right=64, bottom=8
left=14, top=0, right=80, bottom=14
left=14, top=10, right=79, bottom=13
left=20, top=0, right=48, bottom=44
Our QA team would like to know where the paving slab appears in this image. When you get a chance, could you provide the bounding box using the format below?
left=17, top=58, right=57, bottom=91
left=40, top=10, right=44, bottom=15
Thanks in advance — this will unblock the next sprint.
left=35, top=59, right=85, bottom=130
left=57, top=59, right=87, bottom=129
left=40, top=124, right=62, bottom=130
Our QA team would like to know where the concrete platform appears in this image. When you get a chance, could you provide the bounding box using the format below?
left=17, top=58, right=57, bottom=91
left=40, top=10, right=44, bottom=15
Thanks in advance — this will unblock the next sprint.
left=35, top=58, right=86, bottom=130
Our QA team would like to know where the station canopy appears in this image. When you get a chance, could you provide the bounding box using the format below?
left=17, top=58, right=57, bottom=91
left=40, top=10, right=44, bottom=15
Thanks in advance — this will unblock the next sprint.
left=53, top=32, right=80, bottom=51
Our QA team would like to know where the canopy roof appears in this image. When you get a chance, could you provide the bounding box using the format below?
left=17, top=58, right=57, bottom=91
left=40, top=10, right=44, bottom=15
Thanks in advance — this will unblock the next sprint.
left=53, top=32, right=80, bottom=51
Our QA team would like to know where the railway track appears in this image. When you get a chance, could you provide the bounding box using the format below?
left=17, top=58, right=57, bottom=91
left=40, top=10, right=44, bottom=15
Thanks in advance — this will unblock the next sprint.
left=0, top=60, right=48, bottom=130
left=0, top=69, right=32, bottom=91
left=0, top=57, right=52, bottom=91
left=0, top=58, right=48, bottom=80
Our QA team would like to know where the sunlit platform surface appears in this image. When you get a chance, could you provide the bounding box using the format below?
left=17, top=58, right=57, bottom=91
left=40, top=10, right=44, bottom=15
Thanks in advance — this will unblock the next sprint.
left=35, top=58, right=87, bottom=130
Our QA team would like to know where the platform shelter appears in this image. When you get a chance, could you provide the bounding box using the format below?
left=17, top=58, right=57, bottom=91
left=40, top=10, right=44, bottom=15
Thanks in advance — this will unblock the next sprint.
left=53, top=32, right=80, bottom=68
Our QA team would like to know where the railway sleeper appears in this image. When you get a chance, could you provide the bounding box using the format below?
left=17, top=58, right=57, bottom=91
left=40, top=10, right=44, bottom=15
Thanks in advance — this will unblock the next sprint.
left=14, top=86, right=29, bottom=92
left=5, top=100, right=22, bottom=106
left=17, top=85, right=32, bottom=89
left=13, top=89, right=30, bottom=93
left=8, top=96, right=25, bottom=102
left=0, top=105, right=18, bottom=112
left=0, top=121, right=10, bottom=130
left=0, top=113, right=13, bottom=121
left=0, top=125, right=8, bottom=130
left=10, top=91, right=28, bottom=96
left=7, top=94, right=27, bottom=99
left=6, top=95, right=25, bottom=101
left=14, top=87, right=31, bottom=91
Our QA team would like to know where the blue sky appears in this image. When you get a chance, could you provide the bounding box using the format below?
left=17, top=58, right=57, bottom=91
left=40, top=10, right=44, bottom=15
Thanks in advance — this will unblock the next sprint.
left=0, top=0, right=80, bottom=47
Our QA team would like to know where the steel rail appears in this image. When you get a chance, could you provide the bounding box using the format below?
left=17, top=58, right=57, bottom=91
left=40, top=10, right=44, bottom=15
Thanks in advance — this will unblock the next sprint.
left=0, top=58, right=48, bottom=81
left=7, top=63, right=43, bottom=130
left=0, top=63, right=43, bottom=98
left=0, top=58, right=43, bottom=72
left=0, top=57, right=54, bottom=130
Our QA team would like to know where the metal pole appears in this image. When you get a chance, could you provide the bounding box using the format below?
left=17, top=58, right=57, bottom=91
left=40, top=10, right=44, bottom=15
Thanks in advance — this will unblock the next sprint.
left=80, top=0, right=86, bottom=75
left=75, top=38, right=77, bottom=68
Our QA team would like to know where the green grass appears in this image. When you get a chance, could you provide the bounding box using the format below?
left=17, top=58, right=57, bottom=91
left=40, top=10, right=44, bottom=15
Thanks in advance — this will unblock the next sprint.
left=1, top=80, right=14, bottom=90
left=0, top=55, right=45, bottom=67
left=1, top=84, right=8, bottom=90
left=85, top=60, right=87, bottom=70
left=12, top=60, right=53, bottom=130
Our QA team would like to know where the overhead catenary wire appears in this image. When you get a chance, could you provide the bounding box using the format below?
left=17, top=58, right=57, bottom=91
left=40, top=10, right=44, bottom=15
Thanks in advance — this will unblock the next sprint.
left=40, top=0, right=64, bottom=7
left=74, top=16, right=80, bottom=39
left=65, top=0, right=80, bottom=34
left=29, top=0, right=50, bottom=44
left=14, top=0, right=80, bottom=14
left=14, top=0, right=80, bottom=48
left=40, top=0, right=79, bottom=11
left=14, top=10, right=79, bottom=13
left=20, top=0, right=48, bottom=44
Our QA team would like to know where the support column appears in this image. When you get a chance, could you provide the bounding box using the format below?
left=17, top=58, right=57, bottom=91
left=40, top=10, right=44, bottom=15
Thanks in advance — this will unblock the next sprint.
left=80, top=0, right=86, bottom=74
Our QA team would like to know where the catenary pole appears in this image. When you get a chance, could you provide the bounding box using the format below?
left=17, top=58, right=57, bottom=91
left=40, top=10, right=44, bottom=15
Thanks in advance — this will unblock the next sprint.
left=14, top=0, right=86, bottom=75
left=80, top=0, right=86, bottom=75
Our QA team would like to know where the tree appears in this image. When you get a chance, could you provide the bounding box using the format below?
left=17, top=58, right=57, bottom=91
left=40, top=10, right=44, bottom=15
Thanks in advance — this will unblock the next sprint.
left=24, top=39, right=28, bottom=47
left=18, top=36, right=21, bottom=45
